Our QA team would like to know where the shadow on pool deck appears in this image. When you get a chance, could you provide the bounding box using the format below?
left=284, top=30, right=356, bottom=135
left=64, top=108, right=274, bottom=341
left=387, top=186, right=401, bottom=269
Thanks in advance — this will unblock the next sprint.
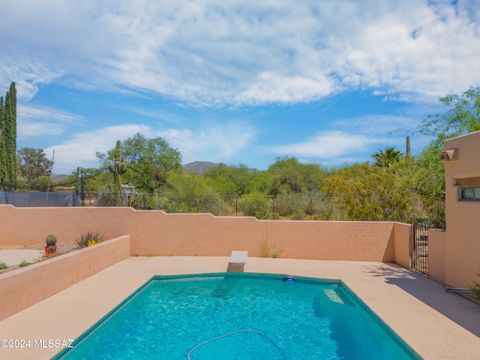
left=363, top=264, right=480, bottom=338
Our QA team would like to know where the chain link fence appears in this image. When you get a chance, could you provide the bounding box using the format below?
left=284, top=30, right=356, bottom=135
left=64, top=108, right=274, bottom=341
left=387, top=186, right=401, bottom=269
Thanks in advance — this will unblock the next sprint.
left=0, top=191, right=80, bottom=207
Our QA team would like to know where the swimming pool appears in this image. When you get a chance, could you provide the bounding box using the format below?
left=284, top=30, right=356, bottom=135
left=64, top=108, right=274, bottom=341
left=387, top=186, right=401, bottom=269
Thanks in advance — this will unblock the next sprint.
left=56, top=273, right=420, bottom=359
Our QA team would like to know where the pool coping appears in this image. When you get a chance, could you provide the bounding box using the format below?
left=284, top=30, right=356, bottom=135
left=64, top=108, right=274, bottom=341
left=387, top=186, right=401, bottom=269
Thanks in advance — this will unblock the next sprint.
left=54, top=272, right=421, bottom=359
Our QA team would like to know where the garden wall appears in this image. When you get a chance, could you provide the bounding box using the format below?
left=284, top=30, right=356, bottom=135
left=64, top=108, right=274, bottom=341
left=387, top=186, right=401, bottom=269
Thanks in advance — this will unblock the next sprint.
left=0, top=205, right=409, bottom=263
left=0, top=235, right=130, bottom=321
left=133, top=212, right=399, bottom=261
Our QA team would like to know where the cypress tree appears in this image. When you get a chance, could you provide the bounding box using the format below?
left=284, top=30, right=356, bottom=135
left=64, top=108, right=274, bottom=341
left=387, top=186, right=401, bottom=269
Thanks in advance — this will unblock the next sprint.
left=0, top=96, right=5, bottom=187
left=4, top=82, right=16, bottom=187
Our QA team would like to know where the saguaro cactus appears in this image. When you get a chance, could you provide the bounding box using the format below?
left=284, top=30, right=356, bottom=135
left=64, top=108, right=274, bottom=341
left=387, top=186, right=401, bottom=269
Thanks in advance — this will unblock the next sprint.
left=108, top=140, right=127, bottom=206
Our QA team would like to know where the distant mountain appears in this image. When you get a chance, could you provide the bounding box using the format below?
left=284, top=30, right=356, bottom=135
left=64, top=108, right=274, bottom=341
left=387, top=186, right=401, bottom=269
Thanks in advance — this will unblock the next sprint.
left=183, top=161, right=220, bottom=174
left=51, top=174, right=69, bottom=182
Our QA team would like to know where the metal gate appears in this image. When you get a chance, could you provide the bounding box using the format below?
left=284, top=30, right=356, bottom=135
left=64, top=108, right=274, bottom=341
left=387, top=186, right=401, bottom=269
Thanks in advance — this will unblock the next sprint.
left=411, top=222, right=429, bottom=275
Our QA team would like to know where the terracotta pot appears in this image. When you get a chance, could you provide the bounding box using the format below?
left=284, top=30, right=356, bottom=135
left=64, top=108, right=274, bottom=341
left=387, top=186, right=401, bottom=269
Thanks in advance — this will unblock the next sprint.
left=44, top=245, right=57, bottom=255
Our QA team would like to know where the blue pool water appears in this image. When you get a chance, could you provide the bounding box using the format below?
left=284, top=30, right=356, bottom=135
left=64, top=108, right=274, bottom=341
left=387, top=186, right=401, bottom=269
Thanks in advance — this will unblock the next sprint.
left=57, top=273, right=419, bottom=359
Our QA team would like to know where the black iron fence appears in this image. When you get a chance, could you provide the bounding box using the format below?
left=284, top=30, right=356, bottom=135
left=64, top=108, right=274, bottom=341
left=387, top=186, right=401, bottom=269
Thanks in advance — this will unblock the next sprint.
left=411, top=220, right=439, bottom=275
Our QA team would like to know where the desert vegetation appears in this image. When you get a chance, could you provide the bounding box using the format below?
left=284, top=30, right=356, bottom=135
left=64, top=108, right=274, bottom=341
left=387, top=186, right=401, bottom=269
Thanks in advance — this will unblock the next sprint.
left=3, top=87, right=480, bottom=227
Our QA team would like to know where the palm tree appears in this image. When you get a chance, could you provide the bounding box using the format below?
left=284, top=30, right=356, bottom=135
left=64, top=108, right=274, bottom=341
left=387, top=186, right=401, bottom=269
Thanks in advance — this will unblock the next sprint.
left=372, top=147, right=402, bottom=167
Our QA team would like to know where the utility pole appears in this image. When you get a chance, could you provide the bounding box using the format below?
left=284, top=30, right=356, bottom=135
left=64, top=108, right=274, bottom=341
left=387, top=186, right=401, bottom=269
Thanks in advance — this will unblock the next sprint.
left=45, top=149, right=55, bottom=205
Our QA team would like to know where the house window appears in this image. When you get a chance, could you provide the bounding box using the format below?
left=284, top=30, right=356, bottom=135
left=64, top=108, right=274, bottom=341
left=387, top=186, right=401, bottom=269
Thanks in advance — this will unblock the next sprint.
left=460, top=187, right=480, bottom=201
left=455, top=177, right=480, bottom=201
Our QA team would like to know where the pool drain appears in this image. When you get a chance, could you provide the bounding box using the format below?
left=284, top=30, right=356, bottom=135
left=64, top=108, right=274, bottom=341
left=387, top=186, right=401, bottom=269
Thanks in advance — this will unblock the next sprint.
left=187, top=329, right=286, bottom=359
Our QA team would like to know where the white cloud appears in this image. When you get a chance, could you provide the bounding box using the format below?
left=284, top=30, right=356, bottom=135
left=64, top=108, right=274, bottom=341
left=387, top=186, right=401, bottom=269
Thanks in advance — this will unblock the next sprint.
left=45, top=124, right=150, bottom=173
left=270, top=131, right=379, bottom=159
left=0, top=59, right=61, bottom=101
left=158, top=122, right=255, bottom=162
left=17, top=104, right=84, bottom=139
left=45, top=122, right=255, bottom=173
left=334, top=115, right=417, bottom=137
left=269, top=114, right=432, bottom=162
left=1, top=1, right=479, bottom=105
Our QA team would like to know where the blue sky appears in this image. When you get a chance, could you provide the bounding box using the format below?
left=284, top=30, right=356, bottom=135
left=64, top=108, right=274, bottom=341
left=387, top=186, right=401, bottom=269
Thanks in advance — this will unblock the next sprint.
left=1, top=0, right=479, bottom=173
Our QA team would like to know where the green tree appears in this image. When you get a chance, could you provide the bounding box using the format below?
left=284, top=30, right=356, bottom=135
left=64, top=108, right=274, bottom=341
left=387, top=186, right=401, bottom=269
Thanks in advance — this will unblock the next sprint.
left=107, top=140, right=127, bottom=206
left=421, top=87, right=480, bottom=145
left=372, top=147, right=402, bottom=167
left=159, top=173, right=227, bottom=214
left=266, top=157, right=325, bottom=196
left=0, top=96, right=5, bottom=186
left=99, top=134, right=182, bottom=194
left=205, top=164, right=257, bottom=197
left=321, top=163, right=417, bottom=222
left=3, top=82, right=17, bottom=186
left=17, top=148, right=53, bottom=183
left=410, top=145, right=445, bottom=226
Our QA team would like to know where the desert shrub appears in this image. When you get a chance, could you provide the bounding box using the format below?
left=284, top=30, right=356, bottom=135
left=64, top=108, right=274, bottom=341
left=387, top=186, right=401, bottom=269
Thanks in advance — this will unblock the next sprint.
left=28, top=176, right=50, bottom=191
left=77, top=231, right=104, bottom=248
left=94, top=190, right=116, bottom=207
left=19, top=260, right=30, bottom=267
left=275, top=194, right=307, bottom=216
left=159, top=173, right=229, bottom=215
left=259, top=241, right=282, bottom=258
left=260, top=241, right=270, bottom=257
left=0, top=262, right=7, bottom=270
left=241, top=193, right=270, bottom=219
left=471, top=272, right=480, bottom=301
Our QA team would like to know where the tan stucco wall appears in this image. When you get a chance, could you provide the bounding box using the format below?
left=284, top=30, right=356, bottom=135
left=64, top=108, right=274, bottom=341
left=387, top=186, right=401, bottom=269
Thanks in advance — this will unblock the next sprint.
left=0, top=235, right=130, bottom=320
left=443, top=131, right=480, bottom=288
left=132, top=212, right=398, bottom=261
left=0, top=205, right=410, bottom=263
left=428, top=229, right=447, bottom=284
left=393, top=222, right=412, bottom=269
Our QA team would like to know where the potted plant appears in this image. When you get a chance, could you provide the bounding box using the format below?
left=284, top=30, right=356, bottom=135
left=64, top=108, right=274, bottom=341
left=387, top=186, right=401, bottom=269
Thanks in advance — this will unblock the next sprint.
left=44, top=234, right=57, bottom=255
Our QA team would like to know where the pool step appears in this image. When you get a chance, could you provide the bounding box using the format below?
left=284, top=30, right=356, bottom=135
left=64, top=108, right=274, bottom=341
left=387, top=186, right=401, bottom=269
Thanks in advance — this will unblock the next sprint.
left=324, top=289, right=345, bottom=304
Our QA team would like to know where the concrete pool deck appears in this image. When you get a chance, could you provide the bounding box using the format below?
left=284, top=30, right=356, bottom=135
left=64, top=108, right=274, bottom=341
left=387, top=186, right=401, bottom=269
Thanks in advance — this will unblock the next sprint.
left=0, top=257, right=479, bottom=359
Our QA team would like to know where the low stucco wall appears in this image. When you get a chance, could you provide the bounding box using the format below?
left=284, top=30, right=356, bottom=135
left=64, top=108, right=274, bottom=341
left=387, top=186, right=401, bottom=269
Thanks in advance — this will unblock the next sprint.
left=0, top=205, right=411, bottom=263
left=0, top=235, right=130, bottom=320
left=429, top=229, right=447, bottom=284
left=133, top=212, right=397, bottom=261
left=0, top=205, right=131, bottom=247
